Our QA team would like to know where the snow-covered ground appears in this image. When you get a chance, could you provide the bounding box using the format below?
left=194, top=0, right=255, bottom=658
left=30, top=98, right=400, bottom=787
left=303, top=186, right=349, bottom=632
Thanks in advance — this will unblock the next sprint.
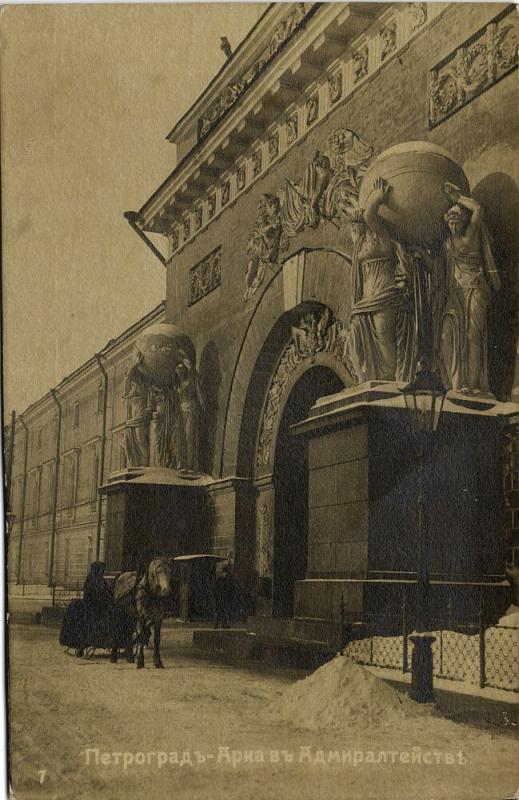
left=9, top=625, right=518, bottom=800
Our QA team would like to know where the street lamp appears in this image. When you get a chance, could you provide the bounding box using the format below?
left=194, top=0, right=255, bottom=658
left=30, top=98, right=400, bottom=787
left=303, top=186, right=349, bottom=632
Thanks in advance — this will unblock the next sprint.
left=401, top=360, right=447, bottom=703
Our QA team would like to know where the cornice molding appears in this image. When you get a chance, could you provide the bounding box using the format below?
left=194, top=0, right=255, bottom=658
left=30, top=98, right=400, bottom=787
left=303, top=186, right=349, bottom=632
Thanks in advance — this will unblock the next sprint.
left=137, top=2, right=448, bottom=256
left=137, top=2, right=381, bottom=227
left=167, top=4, right=312, bottom=145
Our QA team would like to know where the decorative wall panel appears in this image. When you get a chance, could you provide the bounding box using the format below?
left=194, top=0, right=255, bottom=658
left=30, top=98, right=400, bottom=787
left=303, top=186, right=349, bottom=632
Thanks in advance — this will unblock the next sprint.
left=429, top=5, right=518, bottom=129
left=189, top=247, right=222, bottom=306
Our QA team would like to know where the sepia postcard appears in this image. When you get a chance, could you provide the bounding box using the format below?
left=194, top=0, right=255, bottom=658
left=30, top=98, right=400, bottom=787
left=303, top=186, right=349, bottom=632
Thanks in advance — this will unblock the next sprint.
left=2, top=2, right=518, bottom=798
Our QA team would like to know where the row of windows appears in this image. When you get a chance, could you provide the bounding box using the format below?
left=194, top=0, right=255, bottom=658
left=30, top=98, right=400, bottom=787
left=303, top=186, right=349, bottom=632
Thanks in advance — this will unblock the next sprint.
left=19, top=534, right=94, bottom=585
left=13, top=445, right=100, bottom=520
left=26, top=383, right=105, bottom=453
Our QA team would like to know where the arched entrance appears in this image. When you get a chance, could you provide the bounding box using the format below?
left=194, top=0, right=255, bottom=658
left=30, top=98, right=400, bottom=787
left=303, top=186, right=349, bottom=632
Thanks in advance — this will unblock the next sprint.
left=272, top=366, right=344, bottom=617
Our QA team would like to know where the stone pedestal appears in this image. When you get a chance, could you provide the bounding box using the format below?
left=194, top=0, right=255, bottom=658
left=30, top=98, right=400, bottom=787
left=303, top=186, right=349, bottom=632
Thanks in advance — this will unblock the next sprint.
left=291, top=382, right=509, bottom=624
left=101, top=468, right=211, bottom=572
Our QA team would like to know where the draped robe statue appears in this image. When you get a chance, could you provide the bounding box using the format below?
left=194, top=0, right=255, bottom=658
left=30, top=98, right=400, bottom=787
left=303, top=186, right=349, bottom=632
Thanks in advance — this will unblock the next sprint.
left=346, top=178, right=416, bottom=383
left=149, top=385, right=181, bottom=470
left=175, top=351, right=205, bottom=472
left=437, top=183, right=500, bottom=394
left=123, top=354, right=151, bottom=468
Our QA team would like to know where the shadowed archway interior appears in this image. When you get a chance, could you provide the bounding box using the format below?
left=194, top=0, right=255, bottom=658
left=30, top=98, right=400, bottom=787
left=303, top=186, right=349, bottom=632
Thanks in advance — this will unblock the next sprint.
left=272, top=366, right=344, bottom=617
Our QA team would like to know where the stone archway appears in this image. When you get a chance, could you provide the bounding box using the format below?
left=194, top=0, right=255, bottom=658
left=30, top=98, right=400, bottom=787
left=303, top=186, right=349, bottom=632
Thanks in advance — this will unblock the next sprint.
left=233, top=294, right=356, bottom=617
left=221, top=247, right=354, bottom=478
left=271, top=365, right=344, bottom=617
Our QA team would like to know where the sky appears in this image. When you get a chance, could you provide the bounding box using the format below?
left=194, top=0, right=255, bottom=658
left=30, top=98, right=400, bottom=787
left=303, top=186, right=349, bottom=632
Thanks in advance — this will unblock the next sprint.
left=1, top=2, right=266, bottom=419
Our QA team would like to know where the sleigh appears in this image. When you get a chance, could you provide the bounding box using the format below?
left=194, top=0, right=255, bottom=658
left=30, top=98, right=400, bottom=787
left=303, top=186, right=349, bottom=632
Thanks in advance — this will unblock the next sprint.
left=59, top=579, right=135, bottom=659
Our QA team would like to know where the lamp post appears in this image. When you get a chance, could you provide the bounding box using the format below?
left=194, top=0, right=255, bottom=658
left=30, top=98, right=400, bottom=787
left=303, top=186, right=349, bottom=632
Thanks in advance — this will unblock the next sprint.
left=401, top=360, right=447, bottom=703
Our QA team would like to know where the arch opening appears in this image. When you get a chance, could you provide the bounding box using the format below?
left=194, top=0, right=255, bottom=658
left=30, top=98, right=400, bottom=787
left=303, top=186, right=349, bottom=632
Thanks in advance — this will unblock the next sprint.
left=272, top=366, right=344, bottom=618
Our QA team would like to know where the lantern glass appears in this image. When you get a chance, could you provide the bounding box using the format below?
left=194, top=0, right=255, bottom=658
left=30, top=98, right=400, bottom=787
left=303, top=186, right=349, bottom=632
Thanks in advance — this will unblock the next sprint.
left=401, top=366, right=446, bottom=433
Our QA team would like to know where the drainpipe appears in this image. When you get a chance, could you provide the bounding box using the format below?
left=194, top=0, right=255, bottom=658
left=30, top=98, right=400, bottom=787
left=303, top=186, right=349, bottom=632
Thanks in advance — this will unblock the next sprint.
left=49, top=389, right=62, bottom=587
left=5, top=410, right=16, bottom=515
left=16, top=416, right=29, bottom=584
left=124, top=211, right=167, bottom=266
left=94, top=353, right=108, bottom=561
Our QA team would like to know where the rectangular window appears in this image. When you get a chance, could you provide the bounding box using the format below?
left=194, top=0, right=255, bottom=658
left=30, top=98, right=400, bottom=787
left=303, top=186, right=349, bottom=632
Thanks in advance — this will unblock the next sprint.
left=63, top=452, right=78, bottom=509
left=73, top=401, right=80, bottom=428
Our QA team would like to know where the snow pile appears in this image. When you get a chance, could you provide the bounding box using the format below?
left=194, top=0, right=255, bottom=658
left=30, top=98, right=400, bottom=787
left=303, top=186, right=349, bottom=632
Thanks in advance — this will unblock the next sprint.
left=276, top=655, right=423, bottom=731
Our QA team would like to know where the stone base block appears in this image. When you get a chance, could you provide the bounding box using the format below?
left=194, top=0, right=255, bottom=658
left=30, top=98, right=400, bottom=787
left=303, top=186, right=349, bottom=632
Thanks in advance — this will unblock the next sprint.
left=294, top=579, right=365, bottom=620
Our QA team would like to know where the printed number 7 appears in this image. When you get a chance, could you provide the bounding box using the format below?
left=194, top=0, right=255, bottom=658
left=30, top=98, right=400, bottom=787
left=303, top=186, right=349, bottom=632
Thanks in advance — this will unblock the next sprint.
left=38, top=770, right=46, bottom=784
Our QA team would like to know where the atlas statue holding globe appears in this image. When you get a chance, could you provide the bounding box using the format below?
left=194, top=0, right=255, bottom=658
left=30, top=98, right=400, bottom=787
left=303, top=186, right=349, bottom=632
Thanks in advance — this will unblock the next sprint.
left=122, top=324, right=204, bottom=473
left=348, top=141, right=500, bottom=394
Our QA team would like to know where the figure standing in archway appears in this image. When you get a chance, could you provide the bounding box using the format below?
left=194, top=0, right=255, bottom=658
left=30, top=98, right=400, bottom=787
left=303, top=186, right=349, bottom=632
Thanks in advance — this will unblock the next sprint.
left=346, top=178, right=415, bottom=383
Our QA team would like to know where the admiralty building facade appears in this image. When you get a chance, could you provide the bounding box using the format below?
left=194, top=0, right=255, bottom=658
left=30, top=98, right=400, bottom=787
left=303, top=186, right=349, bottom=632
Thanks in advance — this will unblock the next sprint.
left=6, top=3, right=519, bottom=637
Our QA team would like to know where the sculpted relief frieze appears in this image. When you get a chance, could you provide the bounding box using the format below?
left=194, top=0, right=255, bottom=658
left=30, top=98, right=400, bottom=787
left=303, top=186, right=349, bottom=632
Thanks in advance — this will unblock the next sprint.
left=257, top=501, right=273, bottom=578
left=189, top=247, right=222, bottom=306
left=244, top=128, right=373, bottom=301
left=198, top=3, right=310, bottom=142
left=429, top=6, right=518, bottom=128
left=256, top=306, right=355, bottom=468
left=165, top=5, right=444, bottom=256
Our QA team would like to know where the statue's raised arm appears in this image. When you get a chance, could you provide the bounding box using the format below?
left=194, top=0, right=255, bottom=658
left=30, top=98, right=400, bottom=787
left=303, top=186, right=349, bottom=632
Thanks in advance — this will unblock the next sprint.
left=443, top=181, right=483, bottom=243
left=364, top=177, right=392, bottom=240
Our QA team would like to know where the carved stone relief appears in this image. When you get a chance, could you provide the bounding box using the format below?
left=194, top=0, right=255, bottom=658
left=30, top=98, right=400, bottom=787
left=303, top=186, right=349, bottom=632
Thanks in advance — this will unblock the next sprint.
left=244, top=195, right=284, bottom=301
left=221, top=180, right=230, bottom=206
left=306, top=94, right=319, bottom=126
left=286, top=113, right=298, bottom=146
left=237, top=164, right=246, bottom=192
left=268, top=131, right=280, bottom=163
left=328, top=71, right=343, bottom=105
left=256, top=306, right=355, bottom=468
left=189, top=246, right=222, bottom=306
left=197, top=3, right=311, bottom=141
left=353, top=46, right=369, bottom=84
left=380, top=22, right=397, bottom=62
left=429, top=6, right=518, bottom=128
left=252, top=149, right=262, bottom=179
left=257, top=501, right=273, bottom=577
left=244, top=127, right=373, bottom=300
left=408, top=2, right=427, bottom=32
left=207, top=193, right=216, bottom=220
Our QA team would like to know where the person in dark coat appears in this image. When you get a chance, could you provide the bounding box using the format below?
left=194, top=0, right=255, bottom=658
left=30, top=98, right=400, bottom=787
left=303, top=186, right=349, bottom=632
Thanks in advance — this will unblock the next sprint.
left=214, top=563, right=234, bottom=629
left=78, top=561, right=113, bottom=654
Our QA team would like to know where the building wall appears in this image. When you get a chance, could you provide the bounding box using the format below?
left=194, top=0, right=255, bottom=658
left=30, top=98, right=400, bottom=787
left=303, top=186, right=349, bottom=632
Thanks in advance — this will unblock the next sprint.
left=6, top=3, right=518, bottom=594
left=7, top=304, right=165, bottom=588
left=163, top=2, right=518, bottom=481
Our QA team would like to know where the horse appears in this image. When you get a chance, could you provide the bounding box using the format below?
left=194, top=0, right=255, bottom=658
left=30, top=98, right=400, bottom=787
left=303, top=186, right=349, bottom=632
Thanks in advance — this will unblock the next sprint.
left=111, top=556, right=174, bottom=669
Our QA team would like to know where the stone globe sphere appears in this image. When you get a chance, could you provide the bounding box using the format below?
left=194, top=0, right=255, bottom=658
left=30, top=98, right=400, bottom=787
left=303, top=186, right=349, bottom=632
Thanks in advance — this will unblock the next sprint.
left=358, top=141, right=470, bottom=246
left=135, top=323, right=195, bottom=388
